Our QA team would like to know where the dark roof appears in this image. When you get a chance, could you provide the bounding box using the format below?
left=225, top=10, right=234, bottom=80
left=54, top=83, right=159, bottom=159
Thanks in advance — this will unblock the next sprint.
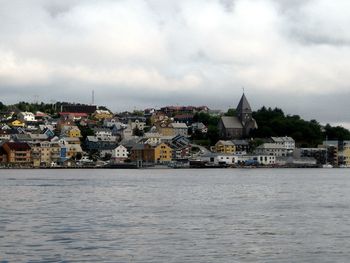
left=4, top=142, right=31, bottom=151
left=221, top=116, right=243, bottom=129
left=236, top=93, right=252, bottom=115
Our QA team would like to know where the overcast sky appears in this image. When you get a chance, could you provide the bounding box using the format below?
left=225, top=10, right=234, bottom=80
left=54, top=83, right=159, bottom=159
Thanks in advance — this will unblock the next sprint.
left=0, top=0, right=349, bottom=127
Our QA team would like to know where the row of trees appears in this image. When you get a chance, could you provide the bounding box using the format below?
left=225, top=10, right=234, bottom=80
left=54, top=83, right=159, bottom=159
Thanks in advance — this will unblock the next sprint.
left=252, top=107, right=350, bottom=146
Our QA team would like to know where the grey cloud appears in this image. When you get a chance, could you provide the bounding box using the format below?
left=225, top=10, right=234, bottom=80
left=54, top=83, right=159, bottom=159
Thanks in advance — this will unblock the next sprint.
left=219, top=0, right=235, bottom=12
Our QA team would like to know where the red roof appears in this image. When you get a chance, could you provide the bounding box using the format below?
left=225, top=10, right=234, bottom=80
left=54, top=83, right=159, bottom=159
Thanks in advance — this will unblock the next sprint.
left=59, top=112, right=89, bottom=117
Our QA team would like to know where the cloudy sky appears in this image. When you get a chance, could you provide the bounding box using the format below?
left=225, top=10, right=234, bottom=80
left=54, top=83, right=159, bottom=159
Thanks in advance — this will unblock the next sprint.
left=0, top=0, right=349, bottom=127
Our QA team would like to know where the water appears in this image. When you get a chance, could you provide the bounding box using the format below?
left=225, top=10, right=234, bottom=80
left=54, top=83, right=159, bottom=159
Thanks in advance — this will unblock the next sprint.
left=1, top=168, right=350, bottom=262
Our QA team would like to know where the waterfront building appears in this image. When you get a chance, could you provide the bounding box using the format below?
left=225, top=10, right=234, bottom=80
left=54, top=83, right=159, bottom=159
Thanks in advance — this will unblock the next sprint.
left=130, top=143, right=172, bottom=164
left=58, top=137, right=83, bottom=159
left=200, top=153, right=276, bottom=166
left=271, top=136, right=295, bottom=151
left=2, top=142, right=31, bottom=165
left=232, top=139, right=250, bottom=153
left=168, top=135, right=191, bottom=160
left=31, top=142, right=61, bottom=167
left=111, top=145, right=128, bottom=163
left=214, top=140, right=236, bottom=154
left=85, top=135, right=118, bottom=152
left=255, top=143, right=288, bottom=157
left=341, top=141, right=350, bottom=166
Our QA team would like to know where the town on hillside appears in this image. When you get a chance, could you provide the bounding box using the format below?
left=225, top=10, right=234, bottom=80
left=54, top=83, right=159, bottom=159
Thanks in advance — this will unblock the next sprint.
left=0, top=94, right=348, bottom=168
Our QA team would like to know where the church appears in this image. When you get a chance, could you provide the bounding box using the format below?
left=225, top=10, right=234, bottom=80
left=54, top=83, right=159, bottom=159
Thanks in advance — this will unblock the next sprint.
left=218, top=93, right=258, bottom=139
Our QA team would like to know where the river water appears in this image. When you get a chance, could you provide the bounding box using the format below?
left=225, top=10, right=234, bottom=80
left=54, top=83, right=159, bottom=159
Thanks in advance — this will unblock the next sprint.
left=1, top=168, right=350, bottom=262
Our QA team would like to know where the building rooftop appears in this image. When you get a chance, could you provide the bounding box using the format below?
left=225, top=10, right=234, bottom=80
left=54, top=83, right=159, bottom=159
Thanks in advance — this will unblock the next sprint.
left=221, top=116, right=243, bottom=129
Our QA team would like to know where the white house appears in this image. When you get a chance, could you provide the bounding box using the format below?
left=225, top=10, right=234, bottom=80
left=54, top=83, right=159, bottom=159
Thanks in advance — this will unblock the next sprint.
left=94, top=128, right=113, bottom=137
left=255, top=143, right=288, bottom=157
left=171, top=122, right=188, bottom=137
left=112, top=145, right=128, bottom=163
left=271, top=136, right=295, bottom=151
left=18, top=111, right=36, bottom=122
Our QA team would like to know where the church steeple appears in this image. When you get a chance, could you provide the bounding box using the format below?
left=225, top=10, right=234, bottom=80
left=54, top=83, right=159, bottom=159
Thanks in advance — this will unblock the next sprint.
left=236, top=93, right=252, bottom=124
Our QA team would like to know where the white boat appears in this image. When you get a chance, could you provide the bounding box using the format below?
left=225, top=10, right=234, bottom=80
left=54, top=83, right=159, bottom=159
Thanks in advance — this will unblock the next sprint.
left=322, top=164, right=333, bottom=168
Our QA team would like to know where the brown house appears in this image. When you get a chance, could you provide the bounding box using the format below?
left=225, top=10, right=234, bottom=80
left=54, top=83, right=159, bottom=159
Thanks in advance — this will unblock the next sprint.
left=2, top=142, right=31, bottom=164
left=130, top=143, right=172, bottom=164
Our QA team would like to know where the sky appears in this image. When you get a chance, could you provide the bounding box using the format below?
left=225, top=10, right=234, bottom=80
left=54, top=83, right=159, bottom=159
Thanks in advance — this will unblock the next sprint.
left=0, top=0, right=349, bottom=128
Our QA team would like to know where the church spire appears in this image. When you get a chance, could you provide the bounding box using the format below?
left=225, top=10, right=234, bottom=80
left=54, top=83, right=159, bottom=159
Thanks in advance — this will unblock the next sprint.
left=236, top=92, right=252, bottom=116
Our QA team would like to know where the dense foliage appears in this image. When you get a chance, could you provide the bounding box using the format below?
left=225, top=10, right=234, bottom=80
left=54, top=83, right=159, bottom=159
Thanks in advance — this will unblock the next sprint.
left=252, top=107, right=350, bottom=147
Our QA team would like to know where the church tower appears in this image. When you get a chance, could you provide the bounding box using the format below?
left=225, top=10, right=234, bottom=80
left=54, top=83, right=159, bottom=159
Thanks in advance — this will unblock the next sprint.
left=236, top=93, right=253, bottom=126
left=236, top=93, right=257, bottom=137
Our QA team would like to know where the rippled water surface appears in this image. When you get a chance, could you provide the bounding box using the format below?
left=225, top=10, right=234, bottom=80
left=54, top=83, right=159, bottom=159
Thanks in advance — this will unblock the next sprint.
left=1, top=168, right=350, bottom=262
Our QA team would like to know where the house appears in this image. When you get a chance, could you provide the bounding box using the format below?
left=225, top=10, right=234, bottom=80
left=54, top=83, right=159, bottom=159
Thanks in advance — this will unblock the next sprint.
left=218, top=93, right=257, bottom=139
left=103, top=118, right=119, bottom=128
left=214, top=140, right=236, bottom=154
left=111, top=145, right=128, bottom=163
left=18, top=112, right=36, bottom=122
left=93, top=128, right=113, bottom=137
left=341, top=141, right=350, bottom=166
left=271, top=137, right=295, bottom=151
left=191, top=122, right=208, bottom=134
left=171, top=123, right=188, bottom=137
left=60, top=125, right=82, bottom=138
left=168, top=135, right=191, bottom=160
left=255, top=143, right=288, bottom=157
left=2, top=142, right=31, bottom=164
left=147, top=143, right=172, bottom=164
left=92, top=110, right=113, bottom=120
left=0, top=130, right=12, bottom=141
left=11, top=120, right=25, bottom=128
left=157, top=123, right=175, bottom=136
left=232, top=139, right=250, bottom=153
left=85, top=135, right=118, bottom=153
left=142, top=132, right=162, bottom=145
left=130, top=143, right=172, bottom=164
left=31, top=142, right=61, bottom=167
left=58, top=137, right=83, bottom=159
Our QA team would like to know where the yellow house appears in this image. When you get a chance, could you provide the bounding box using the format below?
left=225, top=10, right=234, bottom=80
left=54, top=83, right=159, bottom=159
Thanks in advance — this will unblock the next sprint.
left=93, top=110, right=113, bottom=120
left=215, top=140, right=236, bottom=154
left=343, top=142, right=350, bottom=166
left=11, top=120, right=25, bottom=127
left=137, top=143, right=172, bottom=163
left=68, top=127, right=82, bottom=138
left=31, top=142, right=61, bottom=167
